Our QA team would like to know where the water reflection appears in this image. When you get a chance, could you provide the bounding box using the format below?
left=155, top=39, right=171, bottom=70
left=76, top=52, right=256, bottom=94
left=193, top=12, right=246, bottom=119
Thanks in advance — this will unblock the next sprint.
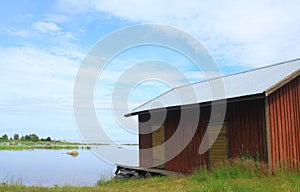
left=0, top=145, right=138, bottom=186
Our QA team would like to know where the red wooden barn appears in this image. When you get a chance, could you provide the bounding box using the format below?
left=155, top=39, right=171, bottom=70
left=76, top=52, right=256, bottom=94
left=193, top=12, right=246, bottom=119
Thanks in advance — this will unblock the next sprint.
left=126, top=59, right=300, bottom=174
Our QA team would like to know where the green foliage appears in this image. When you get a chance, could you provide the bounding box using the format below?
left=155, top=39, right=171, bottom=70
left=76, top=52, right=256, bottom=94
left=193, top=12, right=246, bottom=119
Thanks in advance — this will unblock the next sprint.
left=240, top=151, right=254, bottom=161
left=40, top=137, right=52, bottom=142
left=0, top=133, right=90, bottom=151
left=30, top=134, right=39, bottom=142
left=1, top=133, right=54, bottom=142
left=0, top=134, right=8, bottom=141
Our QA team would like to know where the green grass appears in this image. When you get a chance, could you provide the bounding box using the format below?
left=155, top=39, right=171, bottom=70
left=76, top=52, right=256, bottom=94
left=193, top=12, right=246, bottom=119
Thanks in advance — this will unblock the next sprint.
left=1, top=171, right=299, bottom=192
left=1, top=158, right=300, bottom=192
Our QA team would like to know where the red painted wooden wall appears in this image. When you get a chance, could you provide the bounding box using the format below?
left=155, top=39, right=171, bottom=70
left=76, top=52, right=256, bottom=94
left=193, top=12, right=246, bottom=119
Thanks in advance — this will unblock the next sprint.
left=268, top=76, right=300, bottom=170
left=139, top=98, right=266, bottom=173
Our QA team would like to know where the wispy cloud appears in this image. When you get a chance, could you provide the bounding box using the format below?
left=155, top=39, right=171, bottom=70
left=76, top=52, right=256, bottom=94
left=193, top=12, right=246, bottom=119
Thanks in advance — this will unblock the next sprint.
left=44, top=13, right=70, bottom=23
left=0, top=45, right=83, bottom=113
left=32, top=21, right=62, bottom=34
left=31, top=20, right=75, bottom=40
left=55, top=0, right=97, bottom=14
left=6, top=29, right=30, bottom=37
left=0, top=45, right=82, bottom=139
left=57, top=0, right=300, bottom=68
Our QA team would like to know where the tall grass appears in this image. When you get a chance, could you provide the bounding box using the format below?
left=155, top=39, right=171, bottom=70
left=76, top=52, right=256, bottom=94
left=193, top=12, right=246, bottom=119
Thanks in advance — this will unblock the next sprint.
left=1, top=158, right=300, bottom=192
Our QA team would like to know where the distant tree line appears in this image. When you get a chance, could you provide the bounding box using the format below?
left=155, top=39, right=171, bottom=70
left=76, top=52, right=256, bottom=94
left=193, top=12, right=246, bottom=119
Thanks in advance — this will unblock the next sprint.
left=0, top=133, right=52, bottom=142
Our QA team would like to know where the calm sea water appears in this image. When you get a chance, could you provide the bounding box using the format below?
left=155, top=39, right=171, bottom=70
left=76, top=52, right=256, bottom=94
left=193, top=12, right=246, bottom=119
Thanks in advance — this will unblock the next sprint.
left=0, top=145, right=138, bottom=186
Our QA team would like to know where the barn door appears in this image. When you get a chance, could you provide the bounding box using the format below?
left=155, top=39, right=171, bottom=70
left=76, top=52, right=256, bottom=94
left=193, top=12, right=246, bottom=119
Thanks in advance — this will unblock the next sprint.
left=152, top=124, right=165, bottom=169
left=208, top=124, right=228, bottom=167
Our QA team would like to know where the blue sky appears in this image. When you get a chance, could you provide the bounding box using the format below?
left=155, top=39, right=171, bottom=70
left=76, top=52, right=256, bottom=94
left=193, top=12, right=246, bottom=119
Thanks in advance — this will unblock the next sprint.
left=0, top=0, right=300, bottom=142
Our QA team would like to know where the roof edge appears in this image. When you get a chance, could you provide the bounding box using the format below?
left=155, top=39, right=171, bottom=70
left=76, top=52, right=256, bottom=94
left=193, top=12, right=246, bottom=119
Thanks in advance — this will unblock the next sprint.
left=265, top=69, right=300, bottom=96
left=125, top=93, right=265, bottom=117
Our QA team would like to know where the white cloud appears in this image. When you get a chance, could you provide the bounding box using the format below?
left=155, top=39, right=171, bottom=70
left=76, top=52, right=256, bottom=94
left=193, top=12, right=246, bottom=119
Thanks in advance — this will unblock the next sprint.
left=32, top=20, right=74, bottom=40
left=32, top=21, right=62, bottom=34
left=0, top=46, right=83, bottom=112
left=44, top=13, right=69, bottom=23
left=55, top=0, right=97, bottom=14
left=6, top=29, right=30, bottom=37
left=57, top=0, right=300, bottom=68
left=0, top=42, right=83, bottom=139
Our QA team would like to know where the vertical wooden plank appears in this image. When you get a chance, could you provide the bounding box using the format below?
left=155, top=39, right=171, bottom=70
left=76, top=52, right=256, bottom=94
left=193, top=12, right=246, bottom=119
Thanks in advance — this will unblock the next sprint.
left=265, top=97, right=272, bottom=169
left=269, top=95, right=276, bottom=168
left=274, top=92, right=281, bottom=165
left=285, top=83, right=293, bottom=169
left=280, top=87, right=287, bottom=165
left=139, top=113, right=153, bottom=168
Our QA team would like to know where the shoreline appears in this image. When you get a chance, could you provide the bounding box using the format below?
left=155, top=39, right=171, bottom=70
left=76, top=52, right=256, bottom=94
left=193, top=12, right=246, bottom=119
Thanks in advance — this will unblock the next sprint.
left=0, top=141, right=138, bottom=150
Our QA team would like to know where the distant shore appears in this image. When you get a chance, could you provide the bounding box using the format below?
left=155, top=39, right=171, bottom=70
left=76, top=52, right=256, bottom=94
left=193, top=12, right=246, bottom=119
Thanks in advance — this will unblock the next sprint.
left=0, top=140, right=138, bottom=150
left=0, top=140, right=90, bottom=150
left=0, top=133, right=137, bottom=150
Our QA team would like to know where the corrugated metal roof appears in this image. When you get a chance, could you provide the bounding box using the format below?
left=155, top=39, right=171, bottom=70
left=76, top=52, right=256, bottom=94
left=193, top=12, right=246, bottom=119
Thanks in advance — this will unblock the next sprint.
left=128, top=58, right=300, bottom=115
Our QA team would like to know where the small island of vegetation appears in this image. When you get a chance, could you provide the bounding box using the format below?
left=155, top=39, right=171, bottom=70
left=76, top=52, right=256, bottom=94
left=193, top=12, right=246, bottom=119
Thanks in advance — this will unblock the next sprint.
left=0, top=133, right=90, bottom=150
